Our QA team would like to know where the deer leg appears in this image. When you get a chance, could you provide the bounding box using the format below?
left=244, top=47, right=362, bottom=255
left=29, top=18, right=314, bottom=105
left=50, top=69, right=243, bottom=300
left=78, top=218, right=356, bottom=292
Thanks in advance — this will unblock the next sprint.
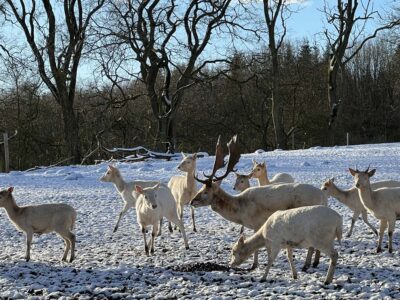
left=261, top=247, right=279, bottom=282
left=346, top=211, right=358, bottom=238
left=175, top=203, right=184, bottom=230
left=388, top=219, right=395, bottom=253
left=68, top=231, right=76, bottom=262
left=377, top=219, right=387, bottom=253
left=158, top=218, right=163, bottom=236
left=324, top=247, right=338, bottom=285
left=61, top=237, right=70, bottom=262
left=312, top=250, right=321, bottom=268
left=25, top=231, right=33, bottom=262
left=287, top=247, right=297, bottom=279
left=142, top=227, right=149, bottom=256
left=150, top=223, right=159, bottom=255
left=250, top=250, right=259, bottom=270
left=302, top=247, right=313, bottom=271
left=191, top=206, right=197, bottom=232
left=114, top=203, right=131, bottom=233
left=167, top=212, right=189, bottom=250
left=361, top=211, right=377, bottom=236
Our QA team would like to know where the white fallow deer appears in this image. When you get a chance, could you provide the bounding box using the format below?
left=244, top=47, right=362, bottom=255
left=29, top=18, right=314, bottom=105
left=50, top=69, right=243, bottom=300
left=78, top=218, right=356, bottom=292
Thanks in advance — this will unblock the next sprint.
left=251, top=160, right=294, bottom=185
left=168, top=153, right=198, bottom=232
left=233, top=172, right=252, bottom=234
left=233, top=172, right=252, bottom=192
left=134, top=183, right=189, bottom=255
left=100, top=165, right=172, bottom=234
left=230, top=205, right=342, bottom=284
left=0, top=187, right=76, bottom=262
left=321, top=178, right=400, bottom=237
left=190, top=135, right=326, bottom=270
left=349, top=167, right=400, bottom=253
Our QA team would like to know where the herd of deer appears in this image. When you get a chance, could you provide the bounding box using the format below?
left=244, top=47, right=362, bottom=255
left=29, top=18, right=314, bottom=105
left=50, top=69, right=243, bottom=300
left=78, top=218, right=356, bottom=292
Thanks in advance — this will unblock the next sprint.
left=1, top=135, right=400, bottom=286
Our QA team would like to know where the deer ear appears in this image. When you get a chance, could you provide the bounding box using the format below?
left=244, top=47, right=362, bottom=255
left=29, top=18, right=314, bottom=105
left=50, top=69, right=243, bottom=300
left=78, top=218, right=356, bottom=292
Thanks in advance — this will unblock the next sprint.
left=368, top=169, right=376, bottom=177
left=238, top=234, right=245, bottom=245
left=192, top=153, right=197, bottom=159
left=252, top=158, right=257, bottom=165
left=7, top=187, right=14, bottom=194
left=348, top=168, right=357, bottom=176
left=262, top=161, right=266, bottom=167
left=135, top=185, right=143, bottom=194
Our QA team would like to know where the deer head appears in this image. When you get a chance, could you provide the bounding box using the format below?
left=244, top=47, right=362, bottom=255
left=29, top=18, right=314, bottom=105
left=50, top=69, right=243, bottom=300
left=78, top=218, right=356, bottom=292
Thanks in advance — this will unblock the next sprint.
left=233, top=172, right=252, bottom=191
left=100, top=165, right=120, bottom=182
left=177, top=153, right=197, bottom=173
left=321, top=177, right=335, bottom=191
left=349, top=165, right=376, bottom=189
left=251, top=159, right=266, bottom=179
left=190, top=135, right=240, bottom=207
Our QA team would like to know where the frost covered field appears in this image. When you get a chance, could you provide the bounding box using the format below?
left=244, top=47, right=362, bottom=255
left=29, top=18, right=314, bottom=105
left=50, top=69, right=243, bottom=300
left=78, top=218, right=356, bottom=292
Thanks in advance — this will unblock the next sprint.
left=1, top=143, right=400, bottom=299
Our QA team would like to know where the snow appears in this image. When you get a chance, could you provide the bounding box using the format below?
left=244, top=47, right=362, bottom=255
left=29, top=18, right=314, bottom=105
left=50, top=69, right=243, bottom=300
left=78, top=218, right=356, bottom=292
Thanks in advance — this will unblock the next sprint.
left=1, top=142, right=400, bottom=298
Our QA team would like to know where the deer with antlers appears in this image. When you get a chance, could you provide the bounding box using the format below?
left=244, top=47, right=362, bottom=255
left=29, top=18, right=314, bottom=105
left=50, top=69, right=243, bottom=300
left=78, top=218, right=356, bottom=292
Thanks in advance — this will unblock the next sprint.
left=190, top=135, right=327, bottom=270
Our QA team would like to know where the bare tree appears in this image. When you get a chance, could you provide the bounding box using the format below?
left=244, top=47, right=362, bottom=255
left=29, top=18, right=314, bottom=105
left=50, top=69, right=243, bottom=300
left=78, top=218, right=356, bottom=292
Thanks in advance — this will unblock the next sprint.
left=262, top=0, right=297, bottom=150
left=3, top=0, right=105, bottom=163
left=323, top=0, right=400, bottom=144
left=94, top=0, right=256, bottom=152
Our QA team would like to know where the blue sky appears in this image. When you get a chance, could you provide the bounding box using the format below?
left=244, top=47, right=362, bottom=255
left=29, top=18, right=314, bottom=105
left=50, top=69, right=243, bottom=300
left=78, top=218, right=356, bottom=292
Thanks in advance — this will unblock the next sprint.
left=1, top=0, right=395, bottom=86
left=284, top=0, right=392, bottom=40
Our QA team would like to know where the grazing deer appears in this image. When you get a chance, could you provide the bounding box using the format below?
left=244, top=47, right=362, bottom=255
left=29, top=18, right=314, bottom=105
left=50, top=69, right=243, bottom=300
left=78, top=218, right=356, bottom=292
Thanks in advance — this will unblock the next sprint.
left=349, top=167, right=400, bottom=253
left=230, top=205, right=342, bottom=284
left=190, top=135, right=325, bottom=270
left=168, top=153, right=198, bottom=232
left=251, top=160, right=294, bottom=185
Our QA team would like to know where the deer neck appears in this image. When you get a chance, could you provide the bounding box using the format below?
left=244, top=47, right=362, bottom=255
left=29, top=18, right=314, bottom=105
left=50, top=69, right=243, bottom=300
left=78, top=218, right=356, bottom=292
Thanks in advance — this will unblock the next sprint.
left=257, top=171, right=269, bottom=185
left=185, top=167, right=196, bottom=190
left=3, top=196, right=22, bottom=222
left=211, top=188, right=243, bottom=225
left=357, top=182, right=375, bottom=210
left=329, top=184, right=350, bottom=204
left=112, top=175, right=126, bottom=193
left=241, top=230, right=266, bottom=255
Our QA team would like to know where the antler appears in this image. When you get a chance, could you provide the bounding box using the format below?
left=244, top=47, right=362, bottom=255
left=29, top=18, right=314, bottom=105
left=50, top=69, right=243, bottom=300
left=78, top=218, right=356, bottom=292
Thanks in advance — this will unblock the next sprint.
left=194, top=135, right=241, bottom=186
left=214, top=135, right=241, bottom=182
left=194, top=135, right=225, bottom=186
left=364, top=164, right=371, bottom=173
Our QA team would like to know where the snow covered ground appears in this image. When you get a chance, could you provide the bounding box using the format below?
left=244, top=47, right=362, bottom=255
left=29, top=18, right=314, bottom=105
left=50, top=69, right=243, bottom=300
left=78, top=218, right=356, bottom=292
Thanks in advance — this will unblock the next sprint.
left=1, top=142, right=400, bottom=299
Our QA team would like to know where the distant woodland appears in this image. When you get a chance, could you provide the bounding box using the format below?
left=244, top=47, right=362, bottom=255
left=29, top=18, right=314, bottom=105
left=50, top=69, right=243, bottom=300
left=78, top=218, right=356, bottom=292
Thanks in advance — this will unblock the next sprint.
left=0, top=0, right=399, bottom=169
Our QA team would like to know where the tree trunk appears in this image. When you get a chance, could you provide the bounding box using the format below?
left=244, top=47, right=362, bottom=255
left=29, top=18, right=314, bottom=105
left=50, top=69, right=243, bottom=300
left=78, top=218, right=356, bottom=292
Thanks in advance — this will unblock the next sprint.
left=60, top=98, right=81, bottom=164
left=271, top=52, right=287, bottom=149
left=156, top=114, right=175, bottom=154
left=271, top=85, right=287, bottom=149
left=328, top=56, right=340, bottom=146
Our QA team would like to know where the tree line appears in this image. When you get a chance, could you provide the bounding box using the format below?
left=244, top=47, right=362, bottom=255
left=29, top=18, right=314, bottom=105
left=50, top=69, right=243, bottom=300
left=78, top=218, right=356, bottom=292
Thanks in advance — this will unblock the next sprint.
left=0, top=0, right=399, bottom=170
